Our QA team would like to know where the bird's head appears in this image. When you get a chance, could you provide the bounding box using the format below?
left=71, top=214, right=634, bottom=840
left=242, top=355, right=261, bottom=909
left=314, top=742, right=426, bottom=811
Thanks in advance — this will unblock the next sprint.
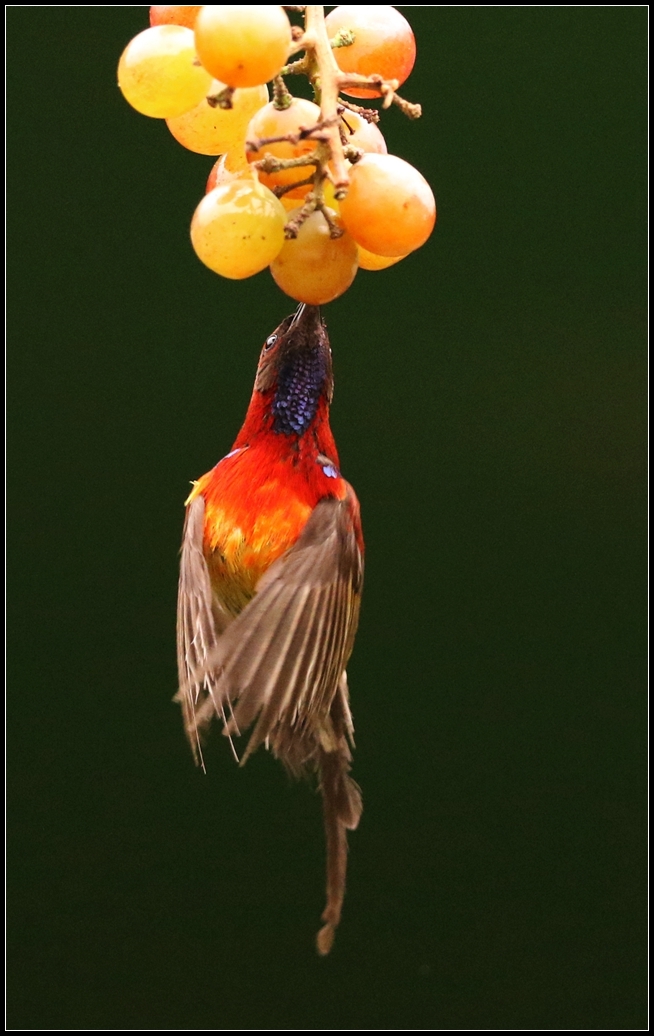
left=254, top=304, right=334, bottom=437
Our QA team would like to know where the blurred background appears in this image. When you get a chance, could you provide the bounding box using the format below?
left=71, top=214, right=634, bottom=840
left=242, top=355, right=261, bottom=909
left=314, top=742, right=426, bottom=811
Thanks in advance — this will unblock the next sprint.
left=7, top=7, right=646, bottom=1030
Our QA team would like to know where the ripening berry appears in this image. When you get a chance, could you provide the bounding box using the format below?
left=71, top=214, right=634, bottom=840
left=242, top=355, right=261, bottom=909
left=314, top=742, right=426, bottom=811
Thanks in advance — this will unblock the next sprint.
left=325, top=6, right=416, bottom=99
left=339, top=110, right=387, bottom=155
left=149, top=6, right=202, bottom=29
left=356, top=246, right=407, bottom=271
left=167, top=80, right=268, bottom=155
left=339, top=153, right=435, bottom=256
left=191, top=179, right=286, bottom=279
left=194, top=5, right=292, bottom=89
left=246, top=98, right=322, bottom=201
left=205, top=150, right=253, bottom=193
left=118, top=25, right=211, bottom=119
left=270, top=209, right=359, bottom=304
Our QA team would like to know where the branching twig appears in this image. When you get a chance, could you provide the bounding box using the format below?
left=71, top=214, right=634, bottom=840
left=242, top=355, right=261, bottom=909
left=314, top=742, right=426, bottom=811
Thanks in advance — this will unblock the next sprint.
left=274, top=175, right=316, bottom=198
left=249, top=6, right=423, bottom=235
left=304, top=6, right=350, bottom=196
left=252, top=150, right=321, bottom=172
left=337, top=98, right=380, bottom=123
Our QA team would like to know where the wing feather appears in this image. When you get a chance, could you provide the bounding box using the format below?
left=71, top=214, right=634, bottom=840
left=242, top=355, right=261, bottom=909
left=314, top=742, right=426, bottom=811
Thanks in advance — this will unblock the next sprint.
left=175, top=495, right=232, bottom=767
left=197, top=491, right=363, bottom=768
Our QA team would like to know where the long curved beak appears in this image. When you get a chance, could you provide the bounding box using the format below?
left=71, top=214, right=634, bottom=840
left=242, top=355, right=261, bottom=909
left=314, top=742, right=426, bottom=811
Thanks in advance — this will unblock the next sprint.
left=291, top=303, right=322, bottom=333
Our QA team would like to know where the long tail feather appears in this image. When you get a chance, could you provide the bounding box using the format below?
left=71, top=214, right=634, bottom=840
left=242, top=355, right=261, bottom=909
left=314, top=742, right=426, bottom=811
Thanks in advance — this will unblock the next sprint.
left=316, top=746, right=362, bottom=955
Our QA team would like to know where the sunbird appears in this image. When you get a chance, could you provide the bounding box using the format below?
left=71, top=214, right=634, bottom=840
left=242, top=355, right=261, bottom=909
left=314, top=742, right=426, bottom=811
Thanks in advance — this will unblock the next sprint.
left=176, top=304, right=364, bottom=955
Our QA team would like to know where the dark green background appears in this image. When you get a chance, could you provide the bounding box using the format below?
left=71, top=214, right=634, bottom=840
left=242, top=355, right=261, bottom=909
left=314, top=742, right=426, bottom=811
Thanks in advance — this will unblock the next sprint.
left=8, top=6, right=647, bottom=1030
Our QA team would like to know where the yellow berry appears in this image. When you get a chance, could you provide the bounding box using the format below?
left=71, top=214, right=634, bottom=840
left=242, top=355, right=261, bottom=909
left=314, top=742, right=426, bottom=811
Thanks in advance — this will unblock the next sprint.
left=118, top=25, right=211, bottom=119
left=191, top=179, right=286, bottom=278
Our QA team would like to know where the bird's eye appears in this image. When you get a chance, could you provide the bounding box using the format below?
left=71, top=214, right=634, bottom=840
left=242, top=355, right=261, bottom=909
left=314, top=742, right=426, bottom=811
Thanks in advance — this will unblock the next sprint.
left=264, top=334, right=278, bottom=351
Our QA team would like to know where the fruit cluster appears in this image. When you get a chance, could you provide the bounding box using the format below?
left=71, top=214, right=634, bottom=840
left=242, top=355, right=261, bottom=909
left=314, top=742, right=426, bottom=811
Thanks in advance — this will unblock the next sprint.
left=118, top=5, right=436, bottom=305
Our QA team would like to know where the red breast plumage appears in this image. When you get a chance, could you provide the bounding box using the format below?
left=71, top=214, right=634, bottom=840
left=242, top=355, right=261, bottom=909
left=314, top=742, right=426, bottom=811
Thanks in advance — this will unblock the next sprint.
left=176, top=304, right=364, bottom=955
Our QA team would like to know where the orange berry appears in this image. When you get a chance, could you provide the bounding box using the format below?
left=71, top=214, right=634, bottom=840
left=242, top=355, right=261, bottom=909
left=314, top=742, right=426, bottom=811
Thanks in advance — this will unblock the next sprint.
left=205, top=150, right=253, bottom=193
left=270, top=209, right=358, bottom=304
left=339, top=153, right=435, bottom=256
left=246, top=98, right=321, bottom=201
left=166, top=80, right=268, bottom=155
left=339, top=109, right=387, bottom=155
left=194, top=5, right=291, bottom=88
left=149, top=6, right=202, bottom=29
left=356, top=246, right=406, bottom=271
left=325, top=6, right=416, bottom=99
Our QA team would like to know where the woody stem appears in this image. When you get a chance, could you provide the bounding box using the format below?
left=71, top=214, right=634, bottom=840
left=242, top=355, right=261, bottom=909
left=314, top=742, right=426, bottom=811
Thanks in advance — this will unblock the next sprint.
left=303, top=6, right=351, bottom=198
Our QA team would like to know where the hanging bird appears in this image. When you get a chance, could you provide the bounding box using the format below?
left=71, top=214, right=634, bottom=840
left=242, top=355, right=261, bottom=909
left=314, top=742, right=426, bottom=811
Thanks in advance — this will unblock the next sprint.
left=176, top=303, right=363, bottom=955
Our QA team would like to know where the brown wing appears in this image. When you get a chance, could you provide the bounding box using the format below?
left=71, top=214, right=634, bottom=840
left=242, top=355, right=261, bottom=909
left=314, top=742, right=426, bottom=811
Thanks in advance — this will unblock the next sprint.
left=197, top=489, right=364, bottom=772
left=175, top=494, right=233, bottom=769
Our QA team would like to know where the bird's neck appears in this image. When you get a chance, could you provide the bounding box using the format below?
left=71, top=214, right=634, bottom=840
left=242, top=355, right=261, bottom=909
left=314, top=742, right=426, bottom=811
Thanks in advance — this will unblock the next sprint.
left=234, top=390, right=339, bottom=467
